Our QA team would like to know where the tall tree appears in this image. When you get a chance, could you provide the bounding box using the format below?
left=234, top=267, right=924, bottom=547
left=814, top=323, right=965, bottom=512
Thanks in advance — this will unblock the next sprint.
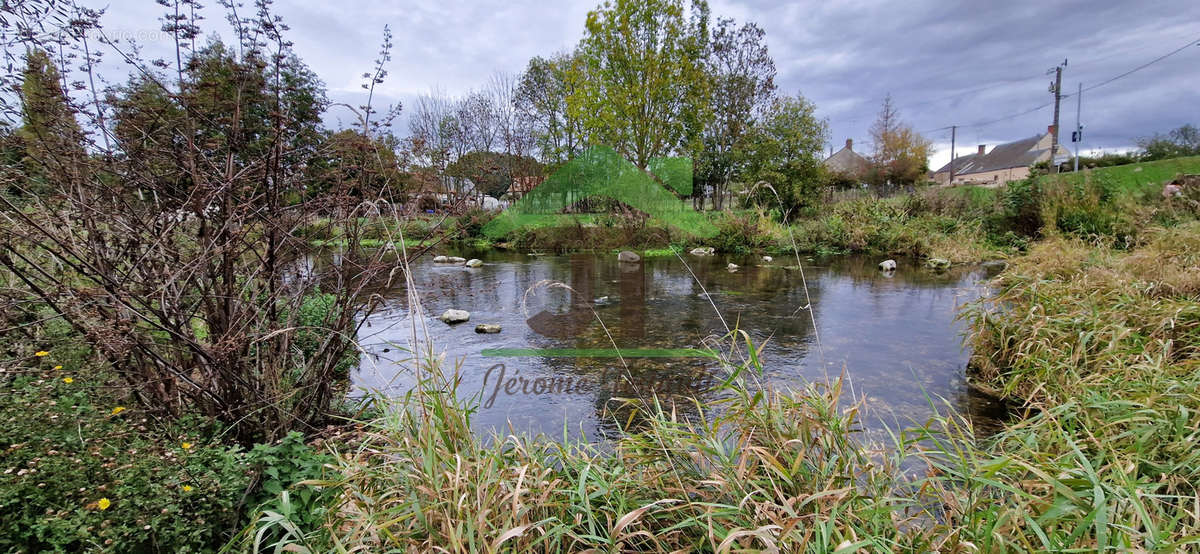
left=694, top=17, right=776, bottom=210
left=744, top=93, right=829, bottom=218
left=16, top=48, right=86, bottom=195
left=868, top=94, right=931, bottom=185
left=516, top=52, right=586, bottom=167
left=487, top=72, right=535, bottom=161
left=569, top=0, right=711, bottom=169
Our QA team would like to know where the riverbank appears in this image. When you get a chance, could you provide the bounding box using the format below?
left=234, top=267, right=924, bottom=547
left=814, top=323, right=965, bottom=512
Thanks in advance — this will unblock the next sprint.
left=308, top=156, right=1199, bottom=265
left=274, top=214, right=1200, bottom=551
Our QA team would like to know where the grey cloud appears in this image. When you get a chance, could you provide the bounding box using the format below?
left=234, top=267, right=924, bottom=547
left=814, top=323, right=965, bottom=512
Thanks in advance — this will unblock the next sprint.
left=89, top=0, right=1199, bottom=161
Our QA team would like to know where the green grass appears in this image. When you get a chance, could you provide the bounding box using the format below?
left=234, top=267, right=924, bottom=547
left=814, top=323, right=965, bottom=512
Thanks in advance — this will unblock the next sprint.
left=1047, top=155, right=1199, bottom=189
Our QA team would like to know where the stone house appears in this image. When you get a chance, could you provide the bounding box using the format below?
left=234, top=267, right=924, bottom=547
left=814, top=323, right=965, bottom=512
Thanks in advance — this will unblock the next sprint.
left=933, top=130, right=1070, bottom=186
left=822, top=138, right=871, bottom=179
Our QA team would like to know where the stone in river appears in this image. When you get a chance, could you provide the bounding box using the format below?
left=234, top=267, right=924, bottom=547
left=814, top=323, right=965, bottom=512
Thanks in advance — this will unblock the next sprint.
left=617, top=250, right=641, bottom=263
left=925, top=258, right=951, bottom=271
left=475, top=323, right=501, bottom=333
left=439, top=309, right=470, bottom=324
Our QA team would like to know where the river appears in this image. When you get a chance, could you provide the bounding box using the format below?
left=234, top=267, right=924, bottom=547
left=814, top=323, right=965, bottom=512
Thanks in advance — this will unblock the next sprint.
left=352, top=250, right=1008, bottom=442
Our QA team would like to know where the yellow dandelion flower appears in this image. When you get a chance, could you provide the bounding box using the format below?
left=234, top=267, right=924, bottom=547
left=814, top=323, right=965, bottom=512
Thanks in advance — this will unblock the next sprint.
left=53, top=365, right=63, bottom=370
left=181, top=442, right=193, bottom=450
left=35, top=351, right=49, bottom=357
left=97, top=497, right=111, bottom=511
left=111, top=406, right=126, bottom=416
left=62, top=377, right=73, bottom=384
left=182, top=485, right=193, bottom=492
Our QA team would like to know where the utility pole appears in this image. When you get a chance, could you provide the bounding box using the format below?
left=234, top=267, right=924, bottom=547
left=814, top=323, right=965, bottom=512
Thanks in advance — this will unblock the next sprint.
left=948, top=125, right=956, bottom=186
left=1073, top=82, right=1083, bottom=173
left=1048, top=60, right=1066, bottom=174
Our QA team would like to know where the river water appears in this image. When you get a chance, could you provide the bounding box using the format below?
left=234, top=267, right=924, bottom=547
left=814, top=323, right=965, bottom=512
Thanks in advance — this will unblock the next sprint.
left=352, top=250, right=1008, bottom=441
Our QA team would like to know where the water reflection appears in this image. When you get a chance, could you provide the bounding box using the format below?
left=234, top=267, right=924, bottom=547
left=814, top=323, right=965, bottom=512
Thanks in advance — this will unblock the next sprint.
left=351, top=250, right=1007, bottom=442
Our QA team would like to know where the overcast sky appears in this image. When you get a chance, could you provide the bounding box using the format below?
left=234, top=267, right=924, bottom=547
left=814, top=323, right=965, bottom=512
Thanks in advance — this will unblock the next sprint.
left=90, top=0, right=1199, bottom=169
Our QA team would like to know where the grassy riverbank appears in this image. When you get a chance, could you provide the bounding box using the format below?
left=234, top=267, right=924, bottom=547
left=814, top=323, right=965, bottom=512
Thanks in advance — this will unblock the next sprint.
left=321, top=156, right=1199, bottom=263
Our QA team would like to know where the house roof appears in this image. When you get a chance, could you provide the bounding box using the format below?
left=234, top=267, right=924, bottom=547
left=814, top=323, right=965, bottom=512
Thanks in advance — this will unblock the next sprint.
left=935, top=133, right=1061, bottom=175
left=822, top=145, right=870, bottom=176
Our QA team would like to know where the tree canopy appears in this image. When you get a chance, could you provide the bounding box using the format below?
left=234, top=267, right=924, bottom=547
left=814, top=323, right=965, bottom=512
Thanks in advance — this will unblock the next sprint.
left=569, top=0, right=712, bottom=169
left=868, top=94, right=932, bottom=186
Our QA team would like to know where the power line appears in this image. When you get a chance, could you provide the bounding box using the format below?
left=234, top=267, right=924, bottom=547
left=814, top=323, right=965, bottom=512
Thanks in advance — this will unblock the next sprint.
left=1066, top=34, right=1200, bottom=97
left=842, top=32, right=1200, bottom=143
left=927, top=34, right=1198, bottom=135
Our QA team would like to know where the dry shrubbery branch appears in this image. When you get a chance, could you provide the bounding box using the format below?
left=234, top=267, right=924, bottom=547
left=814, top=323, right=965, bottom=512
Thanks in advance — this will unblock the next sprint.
left=0, top=0, right=410, bottom=443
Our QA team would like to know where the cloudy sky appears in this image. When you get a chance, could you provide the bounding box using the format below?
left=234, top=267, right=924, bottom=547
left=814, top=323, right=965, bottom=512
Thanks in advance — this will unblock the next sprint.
left=91, top=0, right=1199, bottom=169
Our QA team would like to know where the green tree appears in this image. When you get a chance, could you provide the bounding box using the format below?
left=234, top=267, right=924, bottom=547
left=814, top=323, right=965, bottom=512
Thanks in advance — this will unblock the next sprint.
left=1138, top=124, right=1200, bottom=161
left=743, top=93, right=829, bottom=218
left=694, top=17, right=776, bottom=210
left=516, top=53, right=587, bottom=167
left=569, top=0, right=712, bottom=169
left=16, top=48, right=86, bottom=196
left=446, top=150, right=543, bottom=198
left=108, top=39, right=327, bottom=207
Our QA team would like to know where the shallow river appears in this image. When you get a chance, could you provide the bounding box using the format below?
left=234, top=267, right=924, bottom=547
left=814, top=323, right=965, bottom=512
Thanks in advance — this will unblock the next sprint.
left=352, top=250, right=1008, bottom=441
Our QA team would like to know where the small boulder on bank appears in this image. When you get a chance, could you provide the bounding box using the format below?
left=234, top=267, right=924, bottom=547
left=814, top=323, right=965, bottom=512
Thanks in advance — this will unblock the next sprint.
left=474, top=323, right=502, bottom=334
left=762, top=255, right=773, bottom=263
left=618, top=250, right=641, bottom=263
left=690, top=247, right=715, bottom=256
left=879, top=259, right=897, bottom=271
left=727, top=262, right=739, bottom=270
left=926, top=258, right=951, bottom=271
left=439, top=309, right=471, bottom=324
left=465, top=258, right=483, bottom=268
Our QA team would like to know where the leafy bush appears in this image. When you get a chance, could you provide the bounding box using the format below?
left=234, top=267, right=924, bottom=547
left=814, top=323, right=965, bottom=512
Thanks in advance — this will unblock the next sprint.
left=0, top=367, right=250, bottom=552
left=709, top=210, right=778, bottom=253
left=453, top=208, right=497, bottom=239
left=240, top=431, right=337, bottom=546
left=291, top=290, right=357, bottom=380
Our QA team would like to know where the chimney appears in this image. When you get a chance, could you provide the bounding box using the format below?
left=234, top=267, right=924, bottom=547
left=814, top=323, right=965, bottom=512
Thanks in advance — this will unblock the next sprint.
left=845, top=138, right=853, bottom=150
left=977, top=144, right=986, bottom=156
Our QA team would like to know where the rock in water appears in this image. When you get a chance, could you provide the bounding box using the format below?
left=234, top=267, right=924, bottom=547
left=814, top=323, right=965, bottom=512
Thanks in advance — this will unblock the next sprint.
left=926, top=258, right=951, bottom=271
left=474, top=323, right=501, bottom=334
left=446, top=256, right=467, bottom=264
left=439, top=309, right=470, bottom=324
left=465, top=258, right=483, bottom=268
left=879, top=259, right=897, bottom=271
left=762, top=255, right=773, bottom=263
left=618, top=251, right=641, bottom=263
left=433, top=255, right=449, bottom=263
left=690, top=247, right=715, bottom=256
left=727, top=262, right=739, bottom=270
